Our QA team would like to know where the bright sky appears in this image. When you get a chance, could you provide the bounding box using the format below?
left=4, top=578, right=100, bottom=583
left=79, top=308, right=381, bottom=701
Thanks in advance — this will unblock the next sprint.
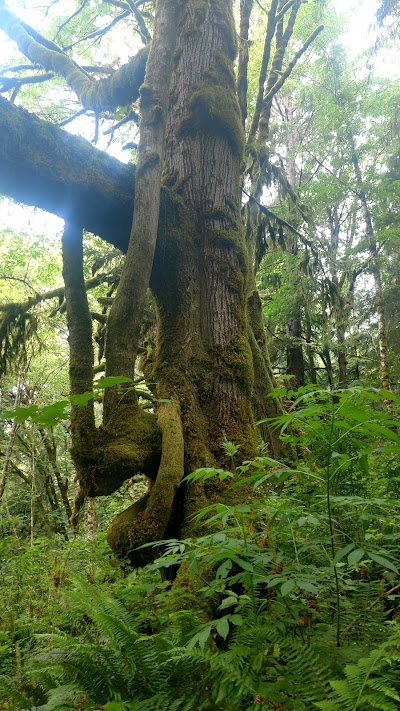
left=0, top=0, right=394, bottom=242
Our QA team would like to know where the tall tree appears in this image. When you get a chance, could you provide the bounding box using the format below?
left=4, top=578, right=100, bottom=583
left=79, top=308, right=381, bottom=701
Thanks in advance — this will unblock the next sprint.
left=0, top=0, right=324, bottom=565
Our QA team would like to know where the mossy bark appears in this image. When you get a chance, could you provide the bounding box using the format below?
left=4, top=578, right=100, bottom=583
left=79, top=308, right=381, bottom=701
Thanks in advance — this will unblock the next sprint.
left=104, top=0, right=181, bottom=420
left=247, top=289, right=287, bottom=459
left=159, top=0, right=255, bottom=466
left=61, top=224, right=161, bottom=521
left=107, top=0, right=259, bottom=556
left=3, top=0, right=288, bottom=560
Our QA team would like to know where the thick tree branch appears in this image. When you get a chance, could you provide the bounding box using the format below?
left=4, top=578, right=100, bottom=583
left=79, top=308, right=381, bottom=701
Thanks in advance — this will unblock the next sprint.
left=0, top=96, right=134, bottom=251
left=0, top=1, right=148, bottom=110
left=237, top=0, right=254, bottom=128
left=248, top=0, right=279, bottom=141
left=104, top=0, right=181, bottom=418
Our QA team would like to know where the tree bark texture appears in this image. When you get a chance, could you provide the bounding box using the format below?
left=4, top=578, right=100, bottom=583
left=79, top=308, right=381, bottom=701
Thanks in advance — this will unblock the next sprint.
left=104, top=0, right=181, bottom=420
left=106, top=0, right=259, bottom=560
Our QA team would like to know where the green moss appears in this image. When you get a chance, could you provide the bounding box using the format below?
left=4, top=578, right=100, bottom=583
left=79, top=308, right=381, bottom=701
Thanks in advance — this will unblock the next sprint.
left=139, top=84, right=154, bottom=108
left=72, top=407, right=161, bottom=498
left=204, top=50, right=236, bottom=90
left=213, top=0, right=238, bottom=60
left=178, top=81, right=244, bottom=156
left=106, top=492, right=150, bottom=560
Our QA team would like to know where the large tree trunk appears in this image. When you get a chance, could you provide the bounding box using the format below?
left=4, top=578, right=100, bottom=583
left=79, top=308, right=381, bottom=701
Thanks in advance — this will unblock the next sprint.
left=106, top=1, right=258, bottom=560
left=1, top=1, right=288, bottom=568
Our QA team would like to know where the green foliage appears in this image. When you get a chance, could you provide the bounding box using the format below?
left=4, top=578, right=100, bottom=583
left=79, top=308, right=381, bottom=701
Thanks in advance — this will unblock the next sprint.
left=315, top=625, right=400, bottom=710
left=1, top=385, right=398, bottom=711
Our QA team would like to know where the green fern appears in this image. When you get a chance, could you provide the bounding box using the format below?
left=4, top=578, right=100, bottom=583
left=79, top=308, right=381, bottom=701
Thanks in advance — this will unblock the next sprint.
left=28, top=684, right=84, bottom=711
left=315, top=626, right=400, bottom=710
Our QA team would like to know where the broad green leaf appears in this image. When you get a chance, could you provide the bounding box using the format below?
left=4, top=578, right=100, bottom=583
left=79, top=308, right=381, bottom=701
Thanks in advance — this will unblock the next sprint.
left=333, top=543, right=355, bottom=565
left=219, top=596, right=237, bottom=611
left=95, top=376, right=132, bottom=389
left=297, top=579, right=319, bottom=594
left=0, top=404, right=39, bottom=422
left=232, top=557, right=254, bottom=572
left=216, top=616, right=230, bottom=640
left=368, top=552, right=399, bottom=573
left=187, top=624, right=212, bottom=650
left=347, top=548, right=365, bottom=566
left=216, top=559, right=233, bottom=579
left=281, top=579, right=295, bottom=596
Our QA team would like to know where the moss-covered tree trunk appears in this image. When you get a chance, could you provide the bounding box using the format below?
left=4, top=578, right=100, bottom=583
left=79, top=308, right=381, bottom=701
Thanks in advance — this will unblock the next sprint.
left=107, top=0, right=257, bottom=560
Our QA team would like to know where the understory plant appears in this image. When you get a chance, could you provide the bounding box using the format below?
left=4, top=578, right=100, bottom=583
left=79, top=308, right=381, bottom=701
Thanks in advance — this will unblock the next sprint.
left=0, top=387, right=399, bottom=710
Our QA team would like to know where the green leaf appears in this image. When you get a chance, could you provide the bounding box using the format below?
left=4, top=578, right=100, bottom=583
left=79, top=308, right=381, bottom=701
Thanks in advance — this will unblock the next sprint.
left=184, top=468, right=233, bottom=482
left=219, top=596, right=237, bottom=611
left=368, top=552, right=399, bottom=573
left=297, top=579, right=319, bottom=594
left=281, top=579, right=295, bottom=596
left=232, top=557, right=254, bottom=572
left=216, top=559, right=233, bottom=579
left=216, top=616, right=230, bottom=640
left=70, top=392, right=95, bottom=406
left=0, top=404, right=39, bottom=422
left=95, top=375, right=132, bottom=389
left=187, top=624, right=212, bottom=649
left=333, top=542, right=355, bottom=565
left=229, top=614, right=243, bottom=626
left=347, top=548, right=365, bottom=566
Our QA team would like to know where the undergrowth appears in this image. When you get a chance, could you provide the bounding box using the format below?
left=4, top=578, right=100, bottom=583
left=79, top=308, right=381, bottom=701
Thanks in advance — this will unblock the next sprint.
left=0, top=387, right=399, bottom=710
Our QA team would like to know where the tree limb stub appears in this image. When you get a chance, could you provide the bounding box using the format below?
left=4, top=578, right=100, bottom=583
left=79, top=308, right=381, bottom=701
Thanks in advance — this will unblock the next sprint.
left=0, top=96, right=134, bottom=252
left=0, top=1, right=148, bottom=111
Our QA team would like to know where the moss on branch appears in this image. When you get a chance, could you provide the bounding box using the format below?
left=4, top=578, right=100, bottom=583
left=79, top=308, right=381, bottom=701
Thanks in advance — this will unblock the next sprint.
left=0, top=3, right=148, bottom=110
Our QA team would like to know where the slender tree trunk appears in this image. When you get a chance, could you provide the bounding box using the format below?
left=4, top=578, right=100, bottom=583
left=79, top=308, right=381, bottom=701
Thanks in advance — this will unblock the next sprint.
left=39, top=428, right=72, bottom=521
left=305, top=312, right=317, bottom=384
left=0, top=373, right=22, bottom=501
left=87, top=498, right=95, bottom=541
left=284, top=106, right=304, bottom=390
left=348, top=133, right=391, bottom=390
left=336, top=324, right=347, bottom=389
left=287, top=315, right=305, bottom=389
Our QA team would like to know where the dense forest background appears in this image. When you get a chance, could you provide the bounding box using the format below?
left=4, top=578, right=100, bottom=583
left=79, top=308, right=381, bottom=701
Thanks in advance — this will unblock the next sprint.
left=0, top=0, right=399, bottom=709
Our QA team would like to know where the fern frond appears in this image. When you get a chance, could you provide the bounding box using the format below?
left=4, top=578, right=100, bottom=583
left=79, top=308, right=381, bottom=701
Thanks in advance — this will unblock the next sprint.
left=316, top=626, right=400, bottom=711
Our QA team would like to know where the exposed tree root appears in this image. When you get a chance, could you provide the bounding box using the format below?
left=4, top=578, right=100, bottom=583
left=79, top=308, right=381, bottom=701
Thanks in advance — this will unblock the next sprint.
left=107, top=400, right=184, bottom=566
